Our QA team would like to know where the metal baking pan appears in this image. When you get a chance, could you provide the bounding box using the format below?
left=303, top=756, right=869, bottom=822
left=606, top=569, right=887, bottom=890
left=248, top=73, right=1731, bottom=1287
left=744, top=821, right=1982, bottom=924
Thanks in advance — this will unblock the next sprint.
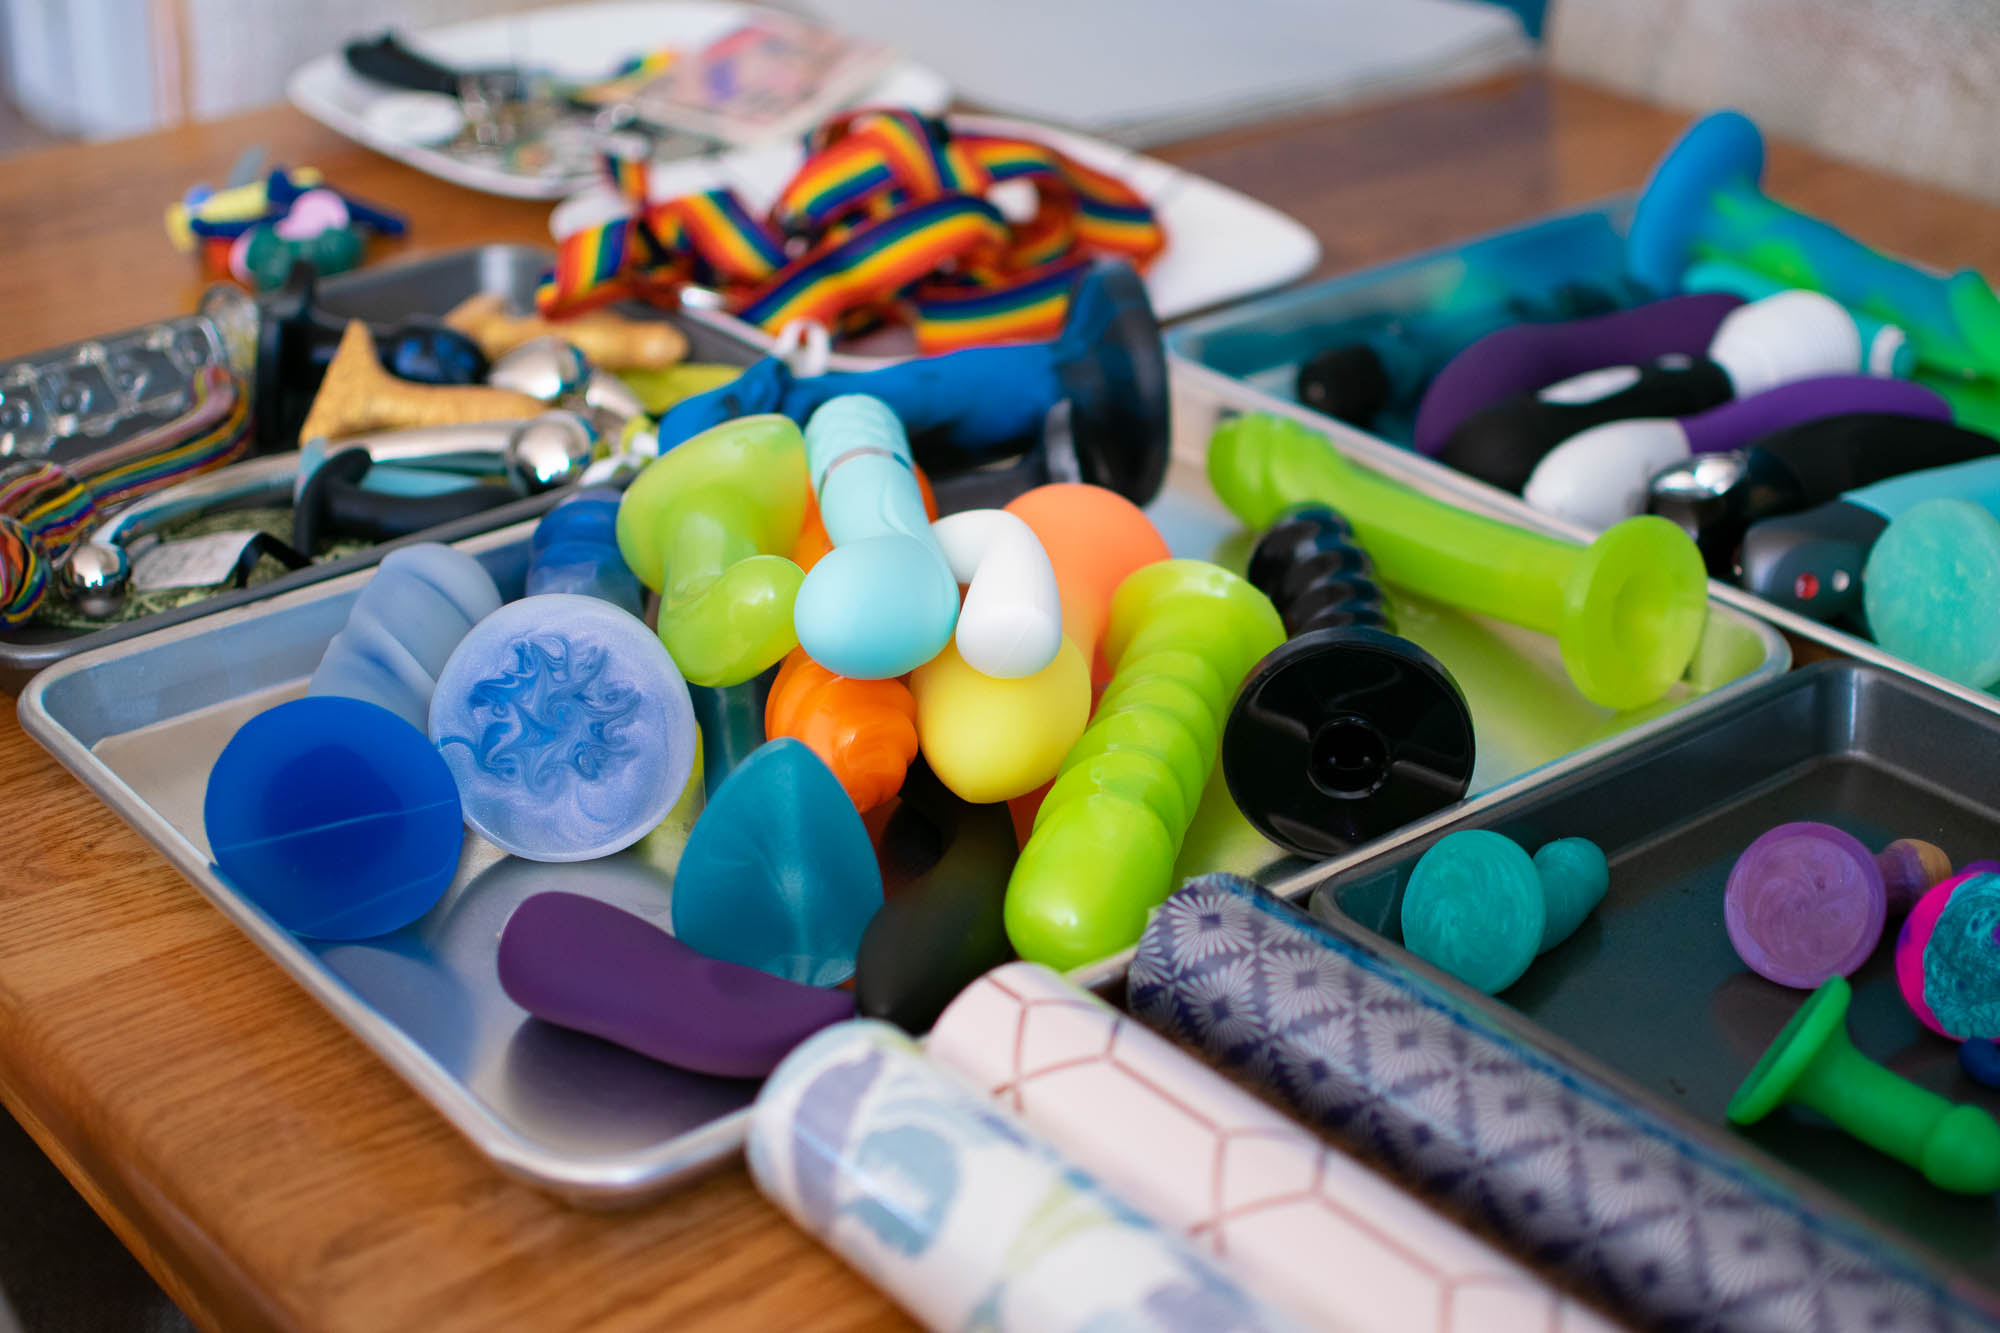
left=1295, top=659, right=2000, bottom=1303
left=1165, top=195, right=2000, bottom=722
left=0, top=245, right=757, bottom=693
left=20, top=365, right=1787, bottom=1205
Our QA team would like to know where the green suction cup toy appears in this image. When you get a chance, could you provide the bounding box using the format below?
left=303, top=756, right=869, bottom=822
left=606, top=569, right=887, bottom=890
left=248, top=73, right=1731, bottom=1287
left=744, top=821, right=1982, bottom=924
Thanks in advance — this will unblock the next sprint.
left=1729, top=976, right=2000, bottom=1195
left=1208, top=412, right=1709, bottom=711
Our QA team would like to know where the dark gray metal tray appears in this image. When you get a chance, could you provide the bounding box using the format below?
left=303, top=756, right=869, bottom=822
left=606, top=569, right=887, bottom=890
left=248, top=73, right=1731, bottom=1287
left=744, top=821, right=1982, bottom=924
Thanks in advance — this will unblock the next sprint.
left=1300, top=660, right=2000, bottom=1297
left=0, top=245, right=757, bottom=692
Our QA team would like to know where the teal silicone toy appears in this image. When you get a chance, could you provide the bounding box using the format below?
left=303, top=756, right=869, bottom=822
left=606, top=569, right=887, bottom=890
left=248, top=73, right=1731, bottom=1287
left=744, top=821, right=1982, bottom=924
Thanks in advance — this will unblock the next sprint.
left=1629, top=110, right=2000, bottom=379
left=1400, top=829, right=1609, bottom=994
left=672, top=738, right=884, bottom=986
left=793, top=394, right=959, bottom=680
left=1863, top=497, right=2000, bottom=689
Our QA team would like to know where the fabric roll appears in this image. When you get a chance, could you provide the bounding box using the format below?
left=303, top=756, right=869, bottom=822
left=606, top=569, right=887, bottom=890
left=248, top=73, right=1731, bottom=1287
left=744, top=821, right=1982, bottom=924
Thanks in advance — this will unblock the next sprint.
left=1126, top=875, right=1996, bottom=1333
left=929, top=960, right=1622, bottom=1333
left=747, top=1019, right=1299, bottom=1333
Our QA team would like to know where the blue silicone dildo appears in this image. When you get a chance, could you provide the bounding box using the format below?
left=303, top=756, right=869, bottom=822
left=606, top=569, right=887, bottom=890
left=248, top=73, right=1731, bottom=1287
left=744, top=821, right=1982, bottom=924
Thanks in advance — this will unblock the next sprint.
left=793, top=394, right=960, bottom=680
left=526, top=487, right=644, bottom=617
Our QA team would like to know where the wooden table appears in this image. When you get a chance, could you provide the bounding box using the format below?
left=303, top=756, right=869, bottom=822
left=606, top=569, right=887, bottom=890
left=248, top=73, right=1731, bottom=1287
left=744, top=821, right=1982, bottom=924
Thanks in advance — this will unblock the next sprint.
left=3, top=71, right=1998, bottom=1333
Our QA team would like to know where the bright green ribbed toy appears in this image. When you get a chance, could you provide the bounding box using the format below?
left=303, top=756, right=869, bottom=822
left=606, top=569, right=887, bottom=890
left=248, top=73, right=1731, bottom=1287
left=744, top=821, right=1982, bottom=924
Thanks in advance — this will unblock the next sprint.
left=1005, top=559, right=1284, bottom=969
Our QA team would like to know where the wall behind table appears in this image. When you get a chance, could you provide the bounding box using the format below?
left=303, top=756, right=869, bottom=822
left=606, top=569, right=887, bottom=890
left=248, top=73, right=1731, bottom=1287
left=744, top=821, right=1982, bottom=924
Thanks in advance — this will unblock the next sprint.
left=1548, top=0, right=2000, bottom=203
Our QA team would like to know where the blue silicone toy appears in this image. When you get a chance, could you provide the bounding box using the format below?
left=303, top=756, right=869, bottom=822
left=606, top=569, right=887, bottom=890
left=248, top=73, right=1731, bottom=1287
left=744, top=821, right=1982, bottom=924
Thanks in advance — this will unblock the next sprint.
left=429, top=593, right=696, bottom=861
left=526, top=487, right=644, bottom=616
left=793, top=394, right=960, bottom=680
left=672, top=738, right=884, bottom=986
left=1400, top=829, right=1610, bottom=994
left=205, top=695, right=464, bottom=939
left=306, top=543, right=501, bottom=732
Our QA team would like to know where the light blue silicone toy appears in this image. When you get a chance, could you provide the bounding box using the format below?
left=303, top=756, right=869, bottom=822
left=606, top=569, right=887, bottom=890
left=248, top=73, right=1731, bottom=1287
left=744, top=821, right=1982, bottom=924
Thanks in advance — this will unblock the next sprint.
left=1864, top=498, right=2000, bottom=690
left=1400, top=829, right=1610, bottom=994
left=526, top=487, right=644, bottom=617
left=672, top=738, right=884, bottom=986
left=793, top=394, right=960, bottom=680
left=306, top=542, right=502, bottom=732
left=429, top=593, right=696, bottom=862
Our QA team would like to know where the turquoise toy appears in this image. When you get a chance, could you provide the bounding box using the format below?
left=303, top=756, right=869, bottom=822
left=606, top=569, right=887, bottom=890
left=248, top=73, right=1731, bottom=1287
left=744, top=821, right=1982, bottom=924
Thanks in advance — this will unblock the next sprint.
left=672, top=738, right=884, bottom=987
left=1400, top=829, right=1609, bottom=994
left=1863, top=498, right=2000, bottom=689
left=793, top=394, right=960, bottom=680
left=1628, top=110, right=2000, bottom=379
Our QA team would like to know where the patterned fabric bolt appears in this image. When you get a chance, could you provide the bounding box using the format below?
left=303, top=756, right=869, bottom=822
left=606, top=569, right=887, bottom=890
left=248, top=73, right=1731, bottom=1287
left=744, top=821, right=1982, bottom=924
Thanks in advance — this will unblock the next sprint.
left=1127, top=874, right=2000, bottom=1333
left=747, top=1019, right=1300, bottom=1333
left=930, top=960, right=1623, bottom=1333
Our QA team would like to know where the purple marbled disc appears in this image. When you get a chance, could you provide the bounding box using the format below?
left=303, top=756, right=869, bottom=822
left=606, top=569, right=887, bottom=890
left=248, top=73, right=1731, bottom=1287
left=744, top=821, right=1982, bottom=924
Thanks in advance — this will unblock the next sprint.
left=1725, top=821, right=1887, bottom=989
left=497, top=892, right=854, bottom=1079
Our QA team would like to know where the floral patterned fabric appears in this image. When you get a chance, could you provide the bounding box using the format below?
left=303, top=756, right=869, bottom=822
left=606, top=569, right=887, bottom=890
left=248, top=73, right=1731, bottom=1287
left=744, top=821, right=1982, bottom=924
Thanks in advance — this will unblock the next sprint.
left=1129, top=874, right=2000, bottom=1333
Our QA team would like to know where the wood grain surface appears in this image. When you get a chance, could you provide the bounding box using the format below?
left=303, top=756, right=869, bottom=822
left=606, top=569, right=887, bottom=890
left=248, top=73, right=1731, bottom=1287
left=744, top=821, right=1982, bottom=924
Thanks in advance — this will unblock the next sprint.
left=2, top=71, right=1998, bottom=1333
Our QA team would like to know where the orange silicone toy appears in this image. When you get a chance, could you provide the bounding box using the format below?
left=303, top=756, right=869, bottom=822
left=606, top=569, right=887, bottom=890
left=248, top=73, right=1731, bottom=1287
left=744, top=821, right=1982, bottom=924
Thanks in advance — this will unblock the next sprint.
left=1004, top=484, right=1171, bottom=680
left=792, top=463, right=938, bottom=572
left=765, top=648, right=920, bottom=813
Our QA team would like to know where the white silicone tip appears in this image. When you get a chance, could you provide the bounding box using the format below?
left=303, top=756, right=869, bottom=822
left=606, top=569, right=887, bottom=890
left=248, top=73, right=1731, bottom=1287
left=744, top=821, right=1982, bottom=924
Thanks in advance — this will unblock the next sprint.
left=1523, top=417, right=1693, bottom=532
left=931, top=509, right=1064, bottom=679
left=1708, top=289, right=1864, bottom=397
left=1867, top=324, right=1911, bottom=377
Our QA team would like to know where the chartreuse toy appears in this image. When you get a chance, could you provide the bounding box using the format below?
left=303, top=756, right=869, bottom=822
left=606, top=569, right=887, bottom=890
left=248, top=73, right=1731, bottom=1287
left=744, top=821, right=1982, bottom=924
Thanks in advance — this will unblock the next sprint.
left=1208, top=413, right=1708, bottom=712
left=1629, top=110, right=2000, bottom=380
left=1730, top=976, right=2000, bottom=1195
left=615, top=414, right=809, bottom=688
left=1005, top=560, right=1285, bottom=969
left=796, top=395, right=961, bottom=681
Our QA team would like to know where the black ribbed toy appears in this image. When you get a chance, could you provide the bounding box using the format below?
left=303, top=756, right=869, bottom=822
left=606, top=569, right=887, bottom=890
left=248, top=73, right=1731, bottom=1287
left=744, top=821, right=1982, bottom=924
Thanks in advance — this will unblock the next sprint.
left=1224, top=505, right=1477, bottom=858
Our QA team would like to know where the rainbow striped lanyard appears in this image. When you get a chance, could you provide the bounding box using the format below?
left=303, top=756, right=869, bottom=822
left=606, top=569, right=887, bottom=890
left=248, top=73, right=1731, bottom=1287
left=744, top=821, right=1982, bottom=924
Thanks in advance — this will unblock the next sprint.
left=537, top=108, right=1165, bottom=353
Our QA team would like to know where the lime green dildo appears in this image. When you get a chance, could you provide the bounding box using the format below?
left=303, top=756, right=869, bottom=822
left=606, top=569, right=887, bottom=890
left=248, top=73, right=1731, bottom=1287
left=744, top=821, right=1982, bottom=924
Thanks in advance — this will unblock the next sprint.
left=616, top=415, right=810, bottom=688
left=1006, top=559, right=1285, bottom=970
left=1207, top=413, right=1708, bottom=712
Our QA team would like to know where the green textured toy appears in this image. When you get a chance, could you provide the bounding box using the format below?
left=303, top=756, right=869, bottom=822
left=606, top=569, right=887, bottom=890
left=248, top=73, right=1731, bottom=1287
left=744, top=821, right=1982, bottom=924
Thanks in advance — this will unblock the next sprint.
left=1207, top=412, right=1708, bottom=712
left=1005, top=559, right=1284, bottom=970
left=1729, top=976, right=2000, bottom=1195
left=616, top=415, right=810, bottom=688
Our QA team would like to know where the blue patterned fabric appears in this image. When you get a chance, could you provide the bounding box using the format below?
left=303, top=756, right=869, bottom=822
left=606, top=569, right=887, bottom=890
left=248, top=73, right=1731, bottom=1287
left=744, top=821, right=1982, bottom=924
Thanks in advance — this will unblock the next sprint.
left=1129, top=874, right=2000, bottom=1333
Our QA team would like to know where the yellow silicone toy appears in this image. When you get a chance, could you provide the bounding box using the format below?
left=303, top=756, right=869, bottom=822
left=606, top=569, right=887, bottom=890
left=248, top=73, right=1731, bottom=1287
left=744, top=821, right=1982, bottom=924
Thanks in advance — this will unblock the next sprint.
left=908, top=637, right=1092, bottom=805
left=615, top=415, right=810, bottom=688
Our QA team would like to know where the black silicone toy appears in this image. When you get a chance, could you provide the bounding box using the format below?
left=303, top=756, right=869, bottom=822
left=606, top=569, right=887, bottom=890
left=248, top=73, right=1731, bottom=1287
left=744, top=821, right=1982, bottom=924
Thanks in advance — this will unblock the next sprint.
left=1222, top=505, right=1476, bottom=859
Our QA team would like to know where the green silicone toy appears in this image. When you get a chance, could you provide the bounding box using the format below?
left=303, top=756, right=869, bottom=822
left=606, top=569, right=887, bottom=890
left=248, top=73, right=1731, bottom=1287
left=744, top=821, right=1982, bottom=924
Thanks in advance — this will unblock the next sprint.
left=615, top=415, right=810, bottom=688
left=1729, top=976, right=2000, bottom=1195
left=1006, top=559, right=1285, bottom=970
left=1208, top=413, right=1709, bottom=712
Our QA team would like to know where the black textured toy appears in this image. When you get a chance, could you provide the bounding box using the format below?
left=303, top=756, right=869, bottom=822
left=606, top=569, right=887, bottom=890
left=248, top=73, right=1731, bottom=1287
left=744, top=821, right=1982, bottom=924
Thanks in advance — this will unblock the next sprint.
left=1223, top=505, right=1476, bottom=858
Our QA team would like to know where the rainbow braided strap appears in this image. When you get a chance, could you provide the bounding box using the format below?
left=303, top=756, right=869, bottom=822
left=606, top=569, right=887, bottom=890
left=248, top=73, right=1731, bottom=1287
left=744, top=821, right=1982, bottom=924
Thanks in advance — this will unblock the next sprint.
left=537, top=109, right=1165, bottom=352
left=0, top=365, right=252, bottom=627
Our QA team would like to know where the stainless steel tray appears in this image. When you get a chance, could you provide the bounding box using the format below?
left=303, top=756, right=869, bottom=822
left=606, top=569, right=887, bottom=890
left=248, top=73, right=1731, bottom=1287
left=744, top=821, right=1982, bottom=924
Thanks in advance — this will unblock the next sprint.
left=1294, top=660, right=2000, bottom=1311
left=0, top=245, right=759, bottom=693
left=1164, top=195, right=2000, bottom=722
left=19, top=364, right=1787, bottom=1205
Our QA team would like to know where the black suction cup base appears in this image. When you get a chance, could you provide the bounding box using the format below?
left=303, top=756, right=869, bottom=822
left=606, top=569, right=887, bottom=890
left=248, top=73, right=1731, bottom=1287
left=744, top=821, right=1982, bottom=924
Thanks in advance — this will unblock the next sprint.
left=1222, top=626, right=1475, bottom=859
left=1053, top=259, right=1170, bottom=506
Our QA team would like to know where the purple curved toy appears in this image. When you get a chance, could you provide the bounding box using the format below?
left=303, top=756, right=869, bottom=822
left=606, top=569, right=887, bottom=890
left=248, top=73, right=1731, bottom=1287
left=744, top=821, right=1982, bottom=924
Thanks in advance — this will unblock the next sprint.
left=497, top=892, right=855, bottom=1079
left=1725, top=821, right=1951, bottom=989
left=1412, top=291, right=1744, bottom=455
left=1679, top=376, right=1950, bottom=455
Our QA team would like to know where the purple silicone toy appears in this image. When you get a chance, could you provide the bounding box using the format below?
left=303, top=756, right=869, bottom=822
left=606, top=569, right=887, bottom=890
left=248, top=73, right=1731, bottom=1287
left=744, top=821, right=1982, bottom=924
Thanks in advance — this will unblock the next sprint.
left=1412, top=291, right=1744, bottom=455
left=1679, top=376, right=1950, bottom=455
left=497, top=892, right=855, bottom=1079
left=1726, top=821, right=1950, bottom=989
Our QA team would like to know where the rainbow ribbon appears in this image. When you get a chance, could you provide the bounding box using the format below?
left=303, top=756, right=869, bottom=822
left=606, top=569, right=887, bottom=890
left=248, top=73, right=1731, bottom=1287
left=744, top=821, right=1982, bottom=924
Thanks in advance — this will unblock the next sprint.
left=0, top=365, right=252, bottom=626
left=537, top=109, right=1165, bottom=353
